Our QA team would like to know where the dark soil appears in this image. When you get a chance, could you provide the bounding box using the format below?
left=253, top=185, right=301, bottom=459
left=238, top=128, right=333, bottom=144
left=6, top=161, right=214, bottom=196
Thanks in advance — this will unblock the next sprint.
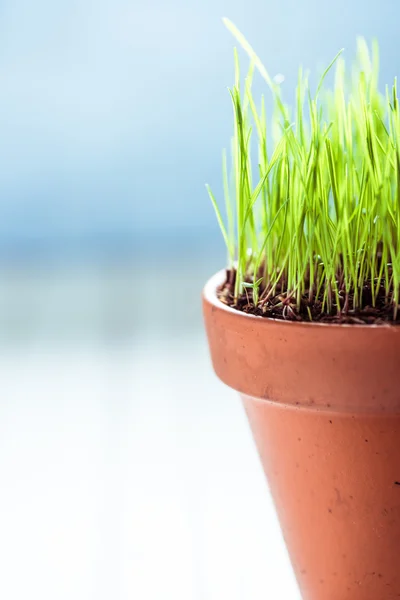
left=218, top=269, right=400, bottom=325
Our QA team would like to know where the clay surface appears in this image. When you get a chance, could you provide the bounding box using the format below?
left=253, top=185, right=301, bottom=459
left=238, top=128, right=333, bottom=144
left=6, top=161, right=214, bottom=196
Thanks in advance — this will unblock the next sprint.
left=203, top=270, right=400, bottom=600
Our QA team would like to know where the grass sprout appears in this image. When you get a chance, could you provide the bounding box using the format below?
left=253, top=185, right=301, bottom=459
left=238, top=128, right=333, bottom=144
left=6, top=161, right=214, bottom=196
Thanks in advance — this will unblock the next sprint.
left=206, top=19, right=400, bottom=322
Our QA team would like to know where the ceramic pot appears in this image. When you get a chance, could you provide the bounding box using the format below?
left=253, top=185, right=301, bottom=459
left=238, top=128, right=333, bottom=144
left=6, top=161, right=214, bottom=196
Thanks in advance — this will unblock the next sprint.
left=203, top=270, right=400, bottom=600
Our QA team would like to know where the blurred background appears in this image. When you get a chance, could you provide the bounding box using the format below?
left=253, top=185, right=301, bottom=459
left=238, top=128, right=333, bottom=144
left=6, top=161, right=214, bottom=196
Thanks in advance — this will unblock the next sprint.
left=0, top=0, right=398, bottom=598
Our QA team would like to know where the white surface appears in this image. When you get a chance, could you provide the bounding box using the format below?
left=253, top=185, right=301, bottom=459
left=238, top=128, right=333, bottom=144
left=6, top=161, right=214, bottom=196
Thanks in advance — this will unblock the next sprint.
left=0, top=338, right=300, bottom=600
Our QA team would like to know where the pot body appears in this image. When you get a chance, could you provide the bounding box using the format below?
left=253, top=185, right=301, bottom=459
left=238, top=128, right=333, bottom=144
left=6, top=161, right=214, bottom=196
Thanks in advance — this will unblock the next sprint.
left=242, top=394, right=400, bottom=599
left=203, top=271, right=400, bottom=600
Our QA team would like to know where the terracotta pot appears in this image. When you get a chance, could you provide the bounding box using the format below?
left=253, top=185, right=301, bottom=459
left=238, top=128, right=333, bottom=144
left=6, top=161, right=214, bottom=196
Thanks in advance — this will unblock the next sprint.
left=203, top=270, right=400, bottom=600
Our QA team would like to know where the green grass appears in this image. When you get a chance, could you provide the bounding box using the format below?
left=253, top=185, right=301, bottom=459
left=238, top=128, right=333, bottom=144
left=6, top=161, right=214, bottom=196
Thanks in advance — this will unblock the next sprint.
left=207, top=19, right=400, bottom=321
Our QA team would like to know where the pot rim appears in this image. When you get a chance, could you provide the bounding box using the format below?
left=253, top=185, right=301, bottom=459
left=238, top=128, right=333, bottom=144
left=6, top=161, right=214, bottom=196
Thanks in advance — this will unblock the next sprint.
left=203, top=269, right=398, bottom=331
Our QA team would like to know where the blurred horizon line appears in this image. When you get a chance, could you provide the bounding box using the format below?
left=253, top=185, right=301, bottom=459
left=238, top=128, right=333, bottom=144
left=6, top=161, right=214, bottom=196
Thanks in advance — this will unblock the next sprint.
left=0, top=229, right=224, bottom=264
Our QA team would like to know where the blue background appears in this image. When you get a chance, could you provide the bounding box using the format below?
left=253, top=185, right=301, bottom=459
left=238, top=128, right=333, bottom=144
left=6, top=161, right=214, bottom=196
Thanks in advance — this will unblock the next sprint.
left=0, top=0, right=398, bottom=263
